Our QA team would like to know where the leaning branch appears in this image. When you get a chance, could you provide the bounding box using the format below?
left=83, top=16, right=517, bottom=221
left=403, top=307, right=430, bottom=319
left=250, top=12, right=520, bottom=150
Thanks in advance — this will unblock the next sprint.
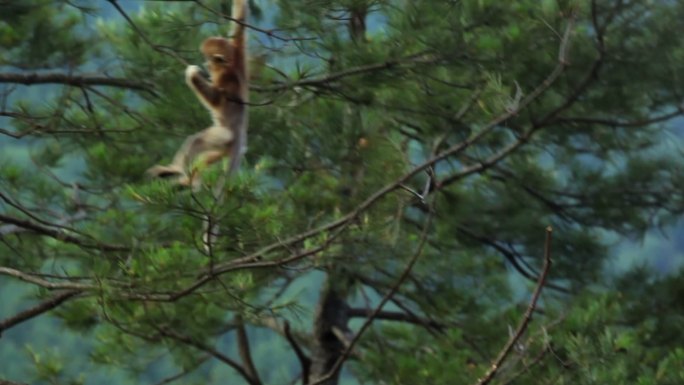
left=473, top=226, right=553, bottom=385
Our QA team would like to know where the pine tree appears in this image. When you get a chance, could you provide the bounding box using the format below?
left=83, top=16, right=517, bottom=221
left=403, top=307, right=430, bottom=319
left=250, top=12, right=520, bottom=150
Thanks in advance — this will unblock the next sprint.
left=1, top=1, right=683, bottom=384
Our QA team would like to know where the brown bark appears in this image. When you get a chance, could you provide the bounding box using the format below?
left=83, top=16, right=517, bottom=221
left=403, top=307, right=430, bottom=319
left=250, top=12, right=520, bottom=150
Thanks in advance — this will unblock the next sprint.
left=308, top=281, right=351, bottom=385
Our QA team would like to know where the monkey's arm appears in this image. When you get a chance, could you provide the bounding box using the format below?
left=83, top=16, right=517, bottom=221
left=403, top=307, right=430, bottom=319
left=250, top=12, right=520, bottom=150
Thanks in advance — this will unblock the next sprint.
left=231, top=0, right=247, bottom=41
left=231, top=0, right=248, bottom=77
left=186, top=65, right=220, bottom=109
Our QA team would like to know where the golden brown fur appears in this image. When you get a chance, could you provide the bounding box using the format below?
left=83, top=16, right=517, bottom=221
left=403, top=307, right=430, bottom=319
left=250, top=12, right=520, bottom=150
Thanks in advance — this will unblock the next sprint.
left=147, top=0, right=248, bottom=187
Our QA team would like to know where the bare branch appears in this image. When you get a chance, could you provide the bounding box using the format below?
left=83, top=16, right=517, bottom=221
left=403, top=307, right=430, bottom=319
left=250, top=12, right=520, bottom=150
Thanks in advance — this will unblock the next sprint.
left=474, top=226, right=553, bottom=385
left=0, top=290, right=81, bottom=336
left=0, top=72, right=153, bottom=92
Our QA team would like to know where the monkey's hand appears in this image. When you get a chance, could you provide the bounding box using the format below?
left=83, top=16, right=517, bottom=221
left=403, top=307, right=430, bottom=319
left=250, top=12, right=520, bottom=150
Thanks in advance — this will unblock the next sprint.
left=185, top=65, right=202, bottom=85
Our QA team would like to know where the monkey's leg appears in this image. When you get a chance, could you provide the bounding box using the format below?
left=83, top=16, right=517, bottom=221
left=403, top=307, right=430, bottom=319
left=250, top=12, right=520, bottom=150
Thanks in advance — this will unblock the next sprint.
left=184, top=126, right=233, bottom=165
left=146, top=131, right=203, bottom=179
left=185, top=126, right=236, bottom=186
left=147, top=126, right=233, bottom=187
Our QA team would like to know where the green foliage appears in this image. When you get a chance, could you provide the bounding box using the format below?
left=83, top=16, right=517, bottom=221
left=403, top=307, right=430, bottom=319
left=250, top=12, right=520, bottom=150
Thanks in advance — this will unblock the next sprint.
left=0, top=0, right=94, bottom=68
left=1, top=0, right=684, bottom=384
left=358, top=269, right=684, bottom=385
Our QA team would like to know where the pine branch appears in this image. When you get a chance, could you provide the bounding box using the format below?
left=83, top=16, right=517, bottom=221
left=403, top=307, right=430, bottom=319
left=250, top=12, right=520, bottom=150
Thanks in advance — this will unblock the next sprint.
left=0, top=72, right=153, bottom=92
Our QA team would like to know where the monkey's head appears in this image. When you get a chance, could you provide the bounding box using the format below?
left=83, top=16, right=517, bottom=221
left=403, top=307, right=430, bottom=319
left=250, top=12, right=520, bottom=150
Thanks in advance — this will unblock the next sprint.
left=200, top=37, right=234, bottom=72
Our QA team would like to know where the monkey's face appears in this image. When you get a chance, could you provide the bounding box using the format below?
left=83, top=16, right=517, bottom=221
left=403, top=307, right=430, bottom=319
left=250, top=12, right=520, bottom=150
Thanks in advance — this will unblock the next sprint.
left=200, top=37, right=233, bottom=74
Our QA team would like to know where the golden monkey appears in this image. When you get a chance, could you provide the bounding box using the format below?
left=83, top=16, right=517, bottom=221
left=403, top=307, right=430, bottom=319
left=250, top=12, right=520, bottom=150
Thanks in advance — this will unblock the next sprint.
left=147, top=0, right=248, bottom=186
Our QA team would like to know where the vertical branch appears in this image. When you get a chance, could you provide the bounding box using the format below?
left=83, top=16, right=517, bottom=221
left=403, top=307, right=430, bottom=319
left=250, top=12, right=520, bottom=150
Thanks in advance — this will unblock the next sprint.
left=473, top=226, right=553, bottom=385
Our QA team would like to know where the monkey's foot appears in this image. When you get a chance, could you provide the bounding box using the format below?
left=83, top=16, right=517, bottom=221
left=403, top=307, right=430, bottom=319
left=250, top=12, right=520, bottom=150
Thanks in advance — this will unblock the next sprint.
left=146, top=164, right=185, bottom=179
